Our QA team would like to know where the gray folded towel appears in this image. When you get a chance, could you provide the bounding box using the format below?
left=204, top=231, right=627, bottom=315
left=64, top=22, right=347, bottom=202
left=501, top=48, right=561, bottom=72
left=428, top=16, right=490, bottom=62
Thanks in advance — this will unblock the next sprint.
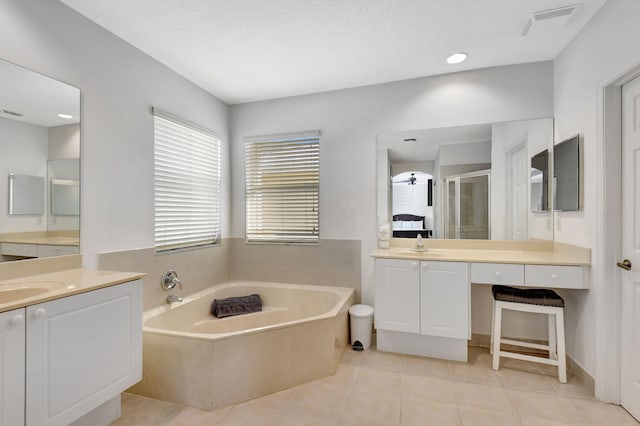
left=211, top=294, right=262, bottom=318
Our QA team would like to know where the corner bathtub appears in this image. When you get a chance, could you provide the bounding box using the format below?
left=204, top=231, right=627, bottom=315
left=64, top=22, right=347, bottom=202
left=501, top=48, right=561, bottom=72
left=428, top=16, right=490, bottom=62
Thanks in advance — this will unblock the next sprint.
left=128, top=281, right=355, bottom=409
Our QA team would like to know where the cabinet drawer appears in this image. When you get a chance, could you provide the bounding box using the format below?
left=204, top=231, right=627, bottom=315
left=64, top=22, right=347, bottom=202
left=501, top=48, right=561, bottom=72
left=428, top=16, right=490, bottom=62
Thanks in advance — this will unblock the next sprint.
left=470, top=263, right=524, bottom=285
left=1, top=243, right=38, bottom=257
left=37, top=245, right=79, bottom=258
left=524, top=265, right=586, bottom=289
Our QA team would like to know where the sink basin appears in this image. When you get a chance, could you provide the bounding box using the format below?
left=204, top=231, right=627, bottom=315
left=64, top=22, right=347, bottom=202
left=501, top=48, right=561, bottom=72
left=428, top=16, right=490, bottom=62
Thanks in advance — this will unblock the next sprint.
left=0, top=287, right=49, bottom=304
left=406, top=249, right=446, bottom=256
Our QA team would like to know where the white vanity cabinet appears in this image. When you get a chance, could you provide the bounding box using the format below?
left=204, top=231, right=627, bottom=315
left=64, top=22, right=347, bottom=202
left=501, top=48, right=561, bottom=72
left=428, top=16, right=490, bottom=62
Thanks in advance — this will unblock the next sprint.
left=0, top=280, right=142, bottom=426
left=374, top=259, right=420, bottom=333
left=375, top=258, right=470, bottom=361
left=0, top=308, right=26, bottom=426
left=26, top=280, right=142, bottom=426
left=420, top=261, right=469, bottom=339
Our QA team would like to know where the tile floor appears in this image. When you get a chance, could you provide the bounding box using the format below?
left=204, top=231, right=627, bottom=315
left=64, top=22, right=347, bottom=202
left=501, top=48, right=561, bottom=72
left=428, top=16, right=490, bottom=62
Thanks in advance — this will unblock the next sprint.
left=111, top=346, right=638, bottom=425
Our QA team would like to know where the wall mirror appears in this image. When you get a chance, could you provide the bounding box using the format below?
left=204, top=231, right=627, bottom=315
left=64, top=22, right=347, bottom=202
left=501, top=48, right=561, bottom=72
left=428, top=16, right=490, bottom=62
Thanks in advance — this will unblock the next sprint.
left=0, top=58, right=80, bottom=262
left=377, top=118, right=554, bottom=241
left=530, top=149, right=550, bottom=213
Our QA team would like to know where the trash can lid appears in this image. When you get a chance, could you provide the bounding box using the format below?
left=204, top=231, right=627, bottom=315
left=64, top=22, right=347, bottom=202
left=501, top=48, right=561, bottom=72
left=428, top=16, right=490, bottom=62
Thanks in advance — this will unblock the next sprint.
left=349, top=304, right=374, bottom=317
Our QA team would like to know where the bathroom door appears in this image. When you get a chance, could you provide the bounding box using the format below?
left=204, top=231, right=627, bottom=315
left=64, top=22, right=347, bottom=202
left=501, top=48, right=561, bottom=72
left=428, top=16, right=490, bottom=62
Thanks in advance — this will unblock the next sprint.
left=620, top=75, right=640, bottom=421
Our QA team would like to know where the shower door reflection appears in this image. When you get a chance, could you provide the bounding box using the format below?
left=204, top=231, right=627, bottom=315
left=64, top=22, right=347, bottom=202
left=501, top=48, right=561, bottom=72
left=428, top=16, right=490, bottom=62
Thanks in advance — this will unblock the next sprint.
left=445, top=170, right=491, bottom=239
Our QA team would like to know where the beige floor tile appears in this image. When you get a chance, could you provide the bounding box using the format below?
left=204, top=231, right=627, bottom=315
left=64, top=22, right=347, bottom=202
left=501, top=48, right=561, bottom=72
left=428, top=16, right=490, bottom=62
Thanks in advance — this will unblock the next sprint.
left=401, top=396, right=461, bottom=426
left=506, top=389, right=583, bottom=424
left=448, top=362, right=502, bottom=386
left=520, top=419, right=583, bottom=426
left=496, top=368, right=557, bottom=393
left=322, top=362, right=357, bottom=385
left=455, top=382, right=517, bottom=416
left=279, top=406, right=342, bottom=426
left=568, top=398, right=639, bottom=425
left=215, top=403, right=283, bottom=426
left=354, top=365, right=403, bottom=394
left=341, top=347, right=367, bottom=366
left=401, top=354, right=450, bottom=379
left=360, top=350, right=405, bottom=372
left=401, top=374, right=457, bottom=405
left=343, top=389, right=401, bottom=426
left=118, top=394, right=181, bottom=425
left=162, top=406, right=232, bottom=425
left=240, top=386, right=296, bottom=411
left=290, top=380, right=350, bottom=421
left=458, top=407, right=523, bottom=426
left=548, top=374, right=594, bottom=399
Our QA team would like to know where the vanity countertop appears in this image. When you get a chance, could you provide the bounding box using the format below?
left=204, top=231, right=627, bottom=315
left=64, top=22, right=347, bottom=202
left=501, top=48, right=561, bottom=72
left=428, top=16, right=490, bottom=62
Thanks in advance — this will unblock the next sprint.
left=0, top=231, right=79, bottom=247
left=0, top=268, right=145, bottom=313
left=371, top=240, right=591, bottom=266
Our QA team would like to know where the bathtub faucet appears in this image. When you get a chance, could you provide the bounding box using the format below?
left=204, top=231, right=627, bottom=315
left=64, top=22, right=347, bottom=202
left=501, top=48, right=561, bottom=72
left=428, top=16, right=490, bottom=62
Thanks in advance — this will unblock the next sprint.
left=166, top=294, right=183, bottom=303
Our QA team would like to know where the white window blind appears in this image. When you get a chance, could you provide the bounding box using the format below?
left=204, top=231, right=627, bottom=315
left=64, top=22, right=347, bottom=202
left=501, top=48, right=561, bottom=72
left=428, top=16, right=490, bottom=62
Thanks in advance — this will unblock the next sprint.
left=154, top=108, right=221, bottom=252
left=245, top=131, right=320, bottom=243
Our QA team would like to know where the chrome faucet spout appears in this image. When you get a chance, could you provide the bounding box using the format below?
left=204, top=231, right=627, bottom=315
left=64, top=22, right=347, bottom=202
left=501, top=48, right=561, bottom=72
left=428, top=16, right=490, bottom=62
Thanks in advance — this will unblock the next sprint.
left=166, top=294, right=183, bottom=304
left=417, top=234, right=423, bottom=248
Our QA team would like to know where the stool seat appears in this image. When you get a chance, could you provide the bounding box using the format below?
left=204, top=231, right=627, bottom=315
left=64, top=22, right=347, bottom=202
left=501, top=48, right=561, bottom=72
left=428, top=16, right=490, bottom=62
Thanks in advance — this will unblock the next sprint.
left=491, top=285, right=564, bottom=308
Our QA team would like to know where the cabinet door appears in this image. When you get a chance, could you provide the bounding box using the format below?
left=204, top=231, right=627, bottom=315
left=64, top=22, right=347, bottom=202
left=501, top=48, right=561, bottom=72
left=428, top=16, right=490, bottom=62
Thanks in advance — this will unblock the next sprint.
left=26, top=280, right=142, bottom=426
left=420, top=261, right=469, bottom=339
left=375, top=258, right=420, bottom=333
left=0, top=308, right=25, bottom=426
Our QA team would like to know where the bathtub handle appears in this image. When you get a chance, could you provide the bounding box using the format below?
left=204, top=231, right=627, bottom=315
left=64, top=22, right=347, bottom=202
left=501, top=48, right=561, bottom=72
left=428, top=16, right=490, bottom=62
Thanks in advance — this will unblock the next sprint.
left=161, top=270, right=182, bottom=291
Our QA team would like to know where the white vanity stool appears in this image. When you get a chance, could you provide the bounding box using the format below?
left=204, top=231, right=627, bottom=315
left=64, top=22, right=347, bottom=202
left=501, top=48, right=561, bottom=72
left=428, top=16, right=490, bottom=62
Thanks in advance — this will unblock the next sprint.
left=490, top=285, right=567, bottom=383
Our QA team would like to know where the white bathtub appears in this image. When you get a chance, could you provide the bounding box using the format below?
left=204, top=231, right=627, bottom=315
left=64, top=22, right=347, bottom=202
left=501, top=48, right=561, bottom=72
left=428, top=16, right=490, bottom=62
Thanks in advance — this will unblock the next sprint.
left=128, top=281, right=355, bottom=409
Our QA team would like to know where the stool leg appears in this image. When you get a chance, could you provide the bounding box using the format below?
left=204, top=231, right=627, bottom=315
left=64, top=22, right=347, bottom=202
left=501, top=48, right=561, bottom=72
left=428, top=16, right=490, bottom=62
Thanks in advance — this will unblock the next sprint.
left=548, top=313, right=557, bottom=360
left=555, top=308, right=567, bottom=383
left=492, top=302, right=502, bottom=371
left=490, top=299, right=495, bottom=355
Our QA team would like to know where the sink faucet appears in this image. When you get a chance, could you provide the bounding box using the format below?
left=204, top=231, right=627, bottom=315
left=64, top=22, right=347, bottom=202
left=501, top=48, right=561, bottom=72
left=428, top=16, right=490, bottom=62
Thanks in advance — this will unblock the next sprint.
left=416, top=234, right=424, bottom=249
left=166, top=294, right=183, bottom=304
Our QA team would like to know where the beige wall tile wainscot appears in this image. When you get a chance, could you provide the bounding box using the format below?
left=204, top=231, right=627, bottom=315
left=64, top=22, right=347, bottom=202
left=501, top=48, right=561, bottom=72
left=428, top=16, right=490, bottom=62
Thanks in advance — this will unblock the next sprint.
left=97, top=241, right=230, bottom=310
left=229, top=238, right=361, bottom=300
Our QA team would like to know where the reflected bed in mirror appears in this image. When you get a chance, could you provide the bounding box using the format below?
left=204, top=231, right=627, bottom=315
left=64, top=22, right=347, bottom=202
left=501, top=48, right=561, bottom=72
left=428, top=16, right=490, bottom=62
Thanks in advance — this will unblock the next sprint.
left=377, top=118, right=554, bottom=241
left=0, top=58, right=80, bottom=262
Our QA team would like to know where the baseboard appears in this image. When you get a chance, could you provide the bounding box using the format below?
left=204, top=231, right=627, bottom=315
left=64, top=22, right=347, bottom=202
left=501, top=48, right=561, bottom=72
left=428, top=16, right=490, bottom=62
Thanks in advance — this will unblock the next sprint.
left=470, top=333, right=595, bottom=394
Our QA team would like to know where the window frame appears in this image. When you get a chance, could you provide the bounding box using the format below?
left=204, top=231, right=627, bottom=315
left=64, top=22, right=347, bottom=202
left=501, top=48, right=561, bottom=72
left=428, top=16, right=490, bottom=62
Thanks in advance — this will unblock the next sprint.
left=153, top=107, right=222, bottom=253
left=244, top=131, right=320, bottom=244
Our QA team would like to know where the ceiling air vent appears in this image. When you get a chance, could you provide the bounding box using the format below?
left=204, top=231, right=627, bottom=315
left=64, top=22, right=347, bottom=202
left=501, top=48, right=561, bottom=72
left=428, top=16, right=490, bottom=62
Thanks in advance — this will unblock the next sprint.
left=2, top=109, right=23, bottom=117
left=521, top=4, right=579, bottom=37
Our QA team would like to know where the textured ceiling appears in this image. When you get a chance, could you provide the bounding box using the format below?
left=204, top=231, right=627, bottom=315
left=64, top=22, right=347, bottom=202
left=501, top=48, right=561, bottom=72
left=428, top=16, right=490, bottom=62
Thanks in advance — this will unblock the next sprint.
left=59, top=0, right=607, bottom=105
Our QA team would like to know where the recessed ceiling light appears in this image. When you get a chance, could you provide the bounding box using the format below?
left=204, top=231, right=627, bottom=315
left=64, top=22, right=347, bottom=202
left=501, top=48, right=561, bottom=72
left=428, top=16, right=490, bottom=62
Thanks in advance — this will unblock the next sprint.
left=446, top=52, right=468, bottom=64
left=57, top=113, right=73, bottom=119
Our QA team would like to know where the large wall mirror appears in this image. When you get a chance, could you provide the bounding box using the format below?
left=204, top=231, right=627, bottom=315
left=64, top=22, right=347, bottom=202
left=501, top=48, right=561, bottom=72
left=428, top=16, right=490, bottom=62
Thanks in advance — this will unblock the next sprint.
left=377, top=118, right=554, bottom=241
left=0, top=58, right=80, bottom=262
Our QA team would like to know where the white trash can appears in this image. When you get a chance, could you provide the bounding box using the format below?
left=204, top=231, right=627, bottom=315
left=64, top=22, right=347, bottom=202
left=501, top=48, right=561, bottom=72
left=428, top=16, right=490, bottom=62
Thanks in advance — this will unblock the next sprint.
left=349, top=304, right=374, bottom=350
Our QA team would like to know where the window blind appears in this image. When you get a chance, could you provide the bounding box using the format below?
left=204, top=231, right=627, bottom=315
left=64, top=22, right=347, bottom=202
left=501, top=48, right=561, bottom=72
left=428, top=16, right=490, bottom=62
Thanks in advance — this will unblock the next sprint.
left=245, top=132, right=320, bottom=243
left=154, top=108, right=221, bottom=252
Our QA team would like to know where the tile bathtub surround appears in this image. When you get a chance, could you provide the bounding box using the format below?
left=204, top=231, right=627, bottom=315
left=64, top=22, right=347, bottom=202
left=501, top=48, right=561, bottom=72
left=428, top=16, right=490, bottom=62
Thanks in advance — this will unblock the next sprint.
left=97, top=241, right=230, bottom=310
left=229, top=238, right=361, bottom=299
left=111, top=346, right=639, bottom=426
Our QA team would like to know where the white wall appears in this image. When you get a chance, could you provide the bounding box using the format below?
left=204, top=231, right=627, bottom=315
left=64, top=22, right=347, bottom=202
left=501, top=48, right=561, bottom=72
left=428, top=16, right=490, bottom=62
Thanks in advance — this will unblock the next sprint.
left=437, top=140, right=491, bottom=166
left=0, top=116, right=48, bottom=233
left=553, top=0, right=640, bottom=380
left=49, top=124, right=80, bottom=159
left=230, top=62, right=554, bottom=305
left=0, top=0, right=230, bottom=267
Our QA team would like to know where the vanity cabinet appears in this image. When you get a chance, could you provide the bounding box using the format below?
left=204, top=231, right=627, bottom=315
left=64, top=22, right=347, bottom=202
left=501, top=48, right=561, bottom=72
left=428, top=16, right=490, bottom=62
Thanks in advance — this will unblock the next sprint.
left=374, top=259, right=420, bottom=333
left=0, top=308, right=26, bottom=426
left=420, top=261, right=469, bottom=339
left=375, top=259, right=470, bottom=340
left=0, top=280, right=142, bottom=426
left=0, top=243, right=79, bottom=259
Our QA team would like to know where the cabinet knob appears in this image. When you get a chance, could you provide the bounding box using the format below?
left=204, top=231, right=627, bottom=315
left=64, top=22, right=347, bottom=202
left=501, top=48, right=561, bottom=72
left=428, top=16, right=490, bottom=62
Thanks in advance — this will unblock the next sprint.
left=494, top=271, right=502, bottom=278
left=412, top=262, right=419, bottom=270
left=34, top=308, right=46, bottom=318
left=11, top=314, right=24, bottom=325
left=551, top=274, right=558, bottom=280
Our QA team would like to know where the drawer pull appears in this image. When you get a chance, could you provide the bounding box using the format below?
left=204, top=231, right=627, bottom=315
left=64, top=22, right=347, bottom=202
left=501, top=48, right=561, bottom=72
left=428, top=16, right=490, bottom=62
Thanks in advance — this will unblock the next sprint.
left=551, top=274, right=558, bottom=280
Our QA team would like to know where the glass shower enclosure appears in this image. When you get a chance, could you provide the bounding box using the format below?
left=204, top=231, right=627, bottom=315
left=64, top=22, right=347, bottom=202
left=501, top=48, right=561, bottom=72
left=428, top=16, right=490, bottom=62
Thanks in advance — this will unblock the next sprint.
left=445, top=170, right=491, bottom=239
